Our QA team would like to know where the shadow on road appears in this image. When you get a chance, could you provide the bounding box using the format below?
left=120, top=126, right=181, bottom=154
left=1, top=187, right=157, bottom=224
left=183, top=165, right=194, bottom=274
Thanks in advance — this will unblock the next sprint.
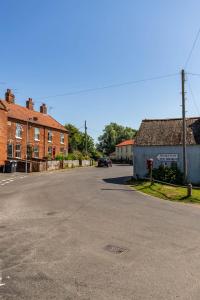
left=103, top=176, right=132, bottom=185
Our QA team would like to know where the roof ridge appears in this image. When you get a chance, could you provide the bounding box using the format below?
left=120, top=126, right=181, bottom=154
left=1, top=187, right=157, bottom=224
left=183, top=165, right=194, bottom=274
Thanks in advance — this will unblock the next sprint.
left=143, top=117, right=200, bottom=122
left=1, top=100, right=67, bottom=132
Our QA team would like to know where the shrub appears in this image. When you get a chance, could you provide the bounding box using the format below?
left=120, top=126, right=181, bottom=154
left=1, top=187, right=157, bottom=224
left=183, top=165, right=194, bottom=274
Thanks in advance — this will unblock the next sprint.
left=152, top=164, right=183, bottom=184
left=55, top=154, right=64, bottom=161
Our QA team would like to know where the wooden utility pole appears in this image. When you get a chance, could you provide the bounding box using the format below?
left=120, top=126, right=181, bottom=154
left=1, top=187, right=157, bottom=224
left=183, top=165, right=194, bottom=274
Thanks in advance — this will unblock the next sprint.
left=181, top=69, right=187, bottom=183
left=85, top=120, right=88, bottom=154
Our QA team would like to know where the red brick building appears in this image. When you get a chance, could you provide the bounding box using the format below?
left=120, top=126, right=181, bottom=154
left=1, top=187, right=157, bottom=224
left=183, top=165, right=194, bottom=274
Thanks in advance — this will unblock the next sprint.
left=0, top=89, right=68, bottom=167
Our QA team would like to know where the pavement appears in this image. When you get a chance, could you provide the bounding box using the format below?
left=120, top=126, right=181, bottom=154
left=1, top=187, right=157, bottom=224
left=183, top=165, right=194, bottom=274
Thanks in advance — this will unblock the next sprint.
left=1, top=165, right=200, bottom=299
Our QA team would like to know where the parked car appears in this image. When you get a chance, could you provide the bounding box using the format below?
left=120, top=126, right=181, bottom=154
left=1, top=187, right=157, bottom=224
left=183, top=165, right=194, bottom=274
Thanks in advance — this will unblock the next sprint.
left=97, top=158, right=112, bottom=167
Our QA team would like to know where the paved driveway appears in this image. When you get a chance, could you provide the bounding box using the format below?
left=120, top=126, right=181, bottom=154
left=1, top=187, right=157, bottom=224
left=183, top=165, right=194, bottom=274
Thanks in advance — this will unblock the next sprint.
left=1, top=165, right=200, bottom=299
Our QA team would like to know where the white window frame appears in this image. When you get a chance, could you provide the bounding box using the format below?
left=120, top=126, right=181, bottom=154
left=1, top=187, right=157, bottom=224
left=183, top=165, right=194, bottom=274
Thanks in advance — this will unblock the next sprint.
left=60, top=147, right=65, bottom=154
left=33, top=145, right=39, bottom=158
left=16, top=123, right=23, bottom=139
left=7, top=143, right=13, bottom=158
left=48, top=146, right=52, bottom=157
left=34, top=128, right=40, bottom=141
left=60, top=133, right=65, bottom=144
left=48, top=130, right=53, bottom=143
left=15, top=144, right=21, bottom=158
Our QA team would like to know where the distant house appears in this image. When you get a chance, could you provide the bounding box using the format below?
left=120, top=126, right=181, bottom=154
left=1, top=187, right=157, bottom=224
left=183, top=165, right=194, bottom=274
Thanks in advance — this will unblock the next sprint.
left=115, top=139, right=134, bottom=162
left=0, top=89, right=68, bottom=168
left=134, top=118, right=200, bottom=184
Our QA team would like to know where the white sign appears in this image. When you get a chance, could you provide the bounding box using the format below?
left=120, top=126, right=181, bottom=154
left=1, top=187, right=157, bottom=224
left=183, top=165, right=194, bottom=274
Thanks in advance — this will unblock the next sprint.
left=157, top=154, right=178, bottom=162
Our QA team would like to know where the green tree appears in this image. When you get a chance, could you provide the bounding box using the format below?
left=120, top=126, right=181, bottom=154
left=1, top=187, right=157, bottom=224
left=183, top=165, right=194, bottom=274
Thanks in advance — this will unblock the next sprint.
left=65, top=123, right=100, bottom=159
left=97, top=122, right=137, bottom=155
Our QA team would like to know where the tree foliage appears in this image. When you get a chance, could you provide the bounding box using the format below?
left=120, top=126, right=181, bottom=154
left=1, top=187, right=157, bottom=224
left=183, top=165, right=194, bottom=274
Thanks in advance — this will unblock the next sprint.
left=97, top=122, right=137, bottom=155
left=65, top=123, right=101, bottom=159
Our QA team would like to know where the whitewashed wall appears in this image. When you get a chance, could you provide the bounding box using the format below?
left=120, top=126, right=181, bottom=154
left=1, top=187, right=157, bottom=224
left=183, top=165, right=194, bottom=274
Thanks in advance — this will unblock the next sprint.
left=134, top=145, right=200, bottom=184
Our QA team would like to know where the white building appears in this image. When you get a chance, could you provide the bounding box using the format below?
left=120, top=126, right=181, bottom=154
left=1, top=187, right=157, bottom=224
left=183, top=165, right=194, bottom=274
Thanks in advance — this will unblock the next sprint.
left=115, top=139, right=134, bottom=162
left=134, top=118, right=200, bottom=184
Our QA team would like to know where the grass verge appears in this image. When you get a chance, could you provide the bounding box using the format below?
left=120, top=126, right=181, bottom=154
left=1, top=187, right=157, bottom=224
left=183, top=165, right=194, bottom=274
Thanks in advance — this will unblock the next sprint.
left=130, top=180, right=200, bottom=204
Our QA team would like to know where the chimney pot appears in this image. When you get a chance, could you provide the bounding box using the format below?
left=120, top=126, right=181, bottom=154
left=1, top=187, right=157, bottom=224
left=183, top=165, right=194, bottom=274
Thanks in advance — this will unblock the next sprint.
left=5, top=89, right=15, bottom=104
left=40, top=103, right=47, bottom=114
left=26, top=98, right=34, bottom=110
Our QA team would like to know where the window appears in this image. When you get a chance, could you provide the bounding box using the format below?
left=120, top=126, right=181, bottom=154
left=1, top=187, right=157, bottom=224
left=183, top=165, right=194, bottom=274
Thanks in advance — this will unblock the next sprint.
left=33, top=145, right=39, bottom=158
left=27, top=144, right=33, bottom=159
left=34, top=128, right=40, bottom=141
left=48, top=146, right=52, bottom=157
left=7, top=144, right=13, bottom=158
left=16, top=124, right=22, bottom=139
left=60, top=147, right=64, bottom=154
left=15, top=144, right=21, bottom=158
left=60, top=133, right=65, bottom=144
left=48, top=130, right=53, bottom=142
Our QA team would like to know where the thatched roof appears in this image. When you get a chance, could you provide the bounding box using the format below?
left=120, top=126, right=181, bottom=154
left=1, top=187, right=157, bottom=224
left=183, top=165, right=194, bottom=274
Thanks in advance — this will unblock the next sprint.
left=135, top=117, right=200, bottom=146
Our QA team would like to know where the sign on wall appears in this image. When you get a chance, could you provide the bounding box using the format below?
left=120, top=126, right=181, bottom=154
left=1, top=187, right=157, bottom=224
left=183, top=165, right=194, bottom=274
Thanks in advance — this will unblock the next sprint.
left=156, top=154, right=178, bottom=162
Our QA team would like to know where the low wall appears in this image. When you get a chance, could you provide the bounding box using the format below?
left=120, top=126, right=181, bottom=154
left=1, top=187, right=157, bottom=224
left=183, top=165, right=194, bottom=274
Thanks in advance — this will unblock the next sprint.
left=33, top=159, right=93, bottom=171
left=63, top=160, right=79, bottom=168
left=81, top=160, right=92, bottom=167
left=47, top=160, right=60, bottom=171
left=32, top=161, right=47, bottom=172
left=8, top=159, right=94, bottom=173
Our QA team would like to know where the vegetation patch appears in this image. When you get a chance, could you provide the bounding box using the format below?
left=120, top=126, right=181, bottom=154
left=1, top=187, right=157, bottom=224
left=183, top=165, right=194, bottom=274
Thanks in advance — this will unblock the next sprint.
left=130, top=180, right=200, bottom=204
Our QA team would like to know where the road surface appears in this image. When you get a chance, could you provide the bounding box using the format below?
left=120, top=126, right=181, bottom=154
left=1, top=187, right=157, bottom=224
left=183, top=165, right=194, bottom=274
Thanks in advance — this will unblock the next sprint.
left=1, top=165, right=200, bottom=299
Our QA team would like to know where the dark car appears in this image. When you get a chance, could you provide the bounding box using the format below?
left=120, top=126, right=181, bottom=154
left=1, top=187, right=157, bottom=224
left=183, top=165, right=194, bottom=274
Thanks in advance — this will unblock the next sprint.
left=97, top=158, right=112, bottom=167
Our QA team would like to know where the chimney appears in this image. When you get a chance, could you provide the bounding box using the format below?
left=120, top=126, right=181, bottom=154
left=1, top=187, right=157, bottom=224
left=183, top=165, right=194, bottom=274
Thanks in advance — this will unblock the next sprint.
left=40, top=103, right=47, bottom=114
left=26, top=98, right=34, bottom=110
left=5, top=89, right=15, bottom=104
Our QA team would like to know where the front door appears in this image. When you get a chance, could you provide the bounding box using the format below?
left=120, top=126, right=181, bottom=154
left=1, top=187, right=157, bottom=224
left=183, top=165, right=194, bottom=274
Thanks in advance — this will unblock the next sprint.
left=52, top=147, right=56, bottom=159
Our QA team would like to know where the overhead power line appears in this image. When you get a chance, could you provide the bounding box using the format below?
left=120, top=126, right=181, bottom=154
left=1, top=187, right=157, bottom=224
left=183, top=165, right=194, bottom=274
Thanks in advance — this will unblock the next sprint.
left=36, top=72, right=178, bottom=101
left=184, top=27, right=200, bottom=69
left=187, top=72, right=200, bottom=77
left=187, top=77, right=200, bottom=115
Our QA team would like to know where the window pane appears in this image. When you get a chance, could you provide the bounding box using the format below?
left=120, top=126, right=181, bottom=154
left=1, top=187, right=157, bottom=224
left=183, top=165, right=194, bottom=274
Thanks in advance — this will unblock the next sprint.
left=34, top=128, right=40, bottom=140
left=16, top=124, right=22, bottom=138
left=60, top=133, right=64, bottom=144
left=15, top=144, right=21, bottom=158
left=33, top=145, right=39, bottom=158
left=48, top=146, right=52, bottom=157
left=48, top=131, right=52, bottom=142
left=7, top=144, right=13, bottom=158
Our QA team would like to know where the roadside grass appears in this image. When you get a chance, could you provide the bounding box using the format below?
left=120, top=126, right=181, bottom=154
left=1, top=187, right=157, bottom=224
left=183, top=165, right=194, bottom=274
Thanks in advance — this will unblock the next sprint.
left=130, top=180, right=200, bottom=204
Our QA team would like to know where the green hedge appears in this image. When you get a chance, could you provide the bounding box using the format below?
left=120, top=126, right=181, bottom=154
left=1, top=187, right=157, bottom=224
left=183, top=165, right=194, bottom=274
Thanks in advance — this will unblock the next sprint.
left=152, top=164, right=183, bottom=184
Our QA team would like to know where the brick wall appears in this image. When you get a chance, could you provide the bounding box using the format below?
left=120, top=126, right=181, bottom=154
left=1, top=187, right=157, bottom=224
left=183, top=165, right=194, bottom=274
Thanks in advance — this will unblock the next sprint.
left=7, top=118, right=68, bottom=160
left=0, top=108, right=8, bottom=165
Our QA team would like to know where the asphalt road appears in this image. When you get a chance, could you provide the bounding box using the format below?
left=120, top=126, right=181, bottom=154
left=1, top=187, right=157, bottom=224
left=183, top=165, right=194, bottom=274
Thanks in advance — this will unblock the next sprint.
left=1, top=165, right=200, bottom=299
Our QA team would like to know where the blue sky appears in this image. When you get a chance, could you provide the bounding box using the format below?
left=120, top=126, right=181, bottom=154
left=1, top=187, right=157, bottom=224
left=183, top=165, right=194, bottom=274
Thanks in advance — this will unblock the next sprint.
left=1, top=0, right=200, bottom=141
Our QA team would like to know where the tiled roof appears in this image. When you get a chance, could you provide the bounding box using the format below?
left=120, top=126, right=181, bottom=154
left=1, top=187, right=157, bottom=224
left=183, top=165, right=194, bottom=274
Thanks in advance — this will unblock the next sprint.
left=135, top=118, right=200, bottom=146
left=116, top=139, right=135, bottom=147
left=0, top=100, right=67, bottom=132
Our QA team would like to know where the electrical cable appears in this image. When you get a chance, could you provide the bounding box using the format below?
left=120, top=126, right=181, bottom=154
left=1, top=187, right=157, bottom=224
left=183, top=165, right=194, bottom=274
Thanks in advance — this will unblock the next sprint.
left=187, top=77, right=200, bottom=115
left=35, top=72, right=179, bottom=100
left=184, top=27, right=200, bottom=69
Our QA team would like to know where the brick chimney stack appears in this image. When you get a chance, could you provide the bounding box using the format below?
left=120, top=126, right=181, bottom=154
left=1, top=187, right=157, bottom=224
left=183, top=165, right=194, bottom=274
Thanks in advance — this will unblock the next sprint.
left=40, top=103, right=47, bottom=114
left=5, top=89, right=15, bottom=104
left=26, top=98, right=34, bottom=110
